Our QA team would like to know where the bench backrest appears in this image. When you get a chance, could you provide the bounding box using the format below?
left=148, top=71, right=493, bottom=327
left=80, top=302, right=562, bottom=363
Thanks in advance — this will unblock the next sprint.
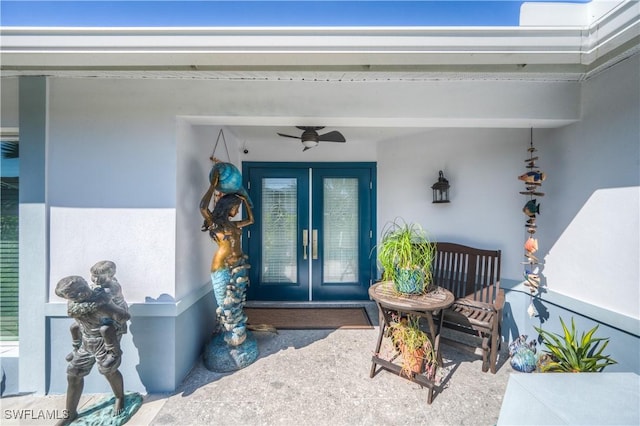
left=431, top=242, right=501, bottom=304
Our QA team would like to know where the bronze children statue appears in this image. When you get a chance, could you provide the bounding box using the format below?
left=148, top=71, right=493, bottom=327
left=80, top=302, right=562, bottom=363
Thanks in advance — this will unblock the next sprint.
left=56, top=264, right=130, bottom=425
left=90, top=260, right=129, bottom=367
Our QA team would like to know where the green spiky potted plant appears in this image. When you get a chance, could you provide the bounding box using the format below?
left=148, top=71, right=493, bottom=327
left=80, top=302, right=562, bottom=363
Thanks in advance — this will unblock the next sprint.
left=386, top=315, right=437, bottom=377
left=376, top=219, right=436, bottom=295
left=535, top=317, right=617, bottom=372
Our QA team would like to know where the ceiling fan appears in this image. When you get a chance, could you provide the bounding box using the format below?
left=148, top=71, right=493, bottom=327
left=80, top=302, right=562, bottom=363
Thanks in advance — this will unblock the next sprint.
left=277, top=126, right=346, bottom=151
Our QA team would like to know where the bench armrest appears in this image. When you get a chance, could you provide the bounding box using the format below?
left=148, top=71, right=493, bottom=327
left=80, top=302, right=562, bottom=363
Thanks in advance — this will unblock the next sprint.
left=494, top=288, right=505, bottom=311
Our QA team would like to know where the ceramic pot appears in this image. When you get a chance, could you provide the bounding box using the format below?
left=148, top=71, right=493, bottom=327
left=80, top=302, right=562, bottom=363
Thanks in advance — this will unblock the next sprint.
left=400, top=345, right=425, bottom=376
left=394, top=267, right=426, bottom=294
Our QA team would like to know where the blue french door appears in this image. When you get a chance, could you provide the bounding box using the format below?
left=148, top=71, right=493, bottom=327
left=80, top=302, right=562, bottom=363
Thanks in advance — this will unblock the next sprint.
left=243, top=162, right=376, bottom=301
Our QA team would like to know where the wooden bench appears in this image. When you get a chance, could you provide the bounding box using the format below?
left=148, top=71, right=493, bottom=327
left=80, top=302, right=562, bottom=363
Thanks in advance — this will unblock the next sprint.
left=431, top=242, right=503, bottom=373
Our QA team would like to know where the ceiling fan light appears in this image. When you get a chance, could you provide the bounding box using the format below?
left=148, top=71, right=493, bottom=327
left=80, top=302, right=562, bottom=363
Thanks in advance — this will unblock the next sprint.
left=302, top=140, right=318, bottom=148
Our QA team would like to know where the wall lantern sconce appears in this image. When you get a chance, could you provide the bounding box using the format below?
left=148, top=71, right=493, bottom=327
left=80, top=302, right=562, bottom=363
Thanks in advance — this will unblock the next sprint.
left=431, top=170, right=450, bottom=203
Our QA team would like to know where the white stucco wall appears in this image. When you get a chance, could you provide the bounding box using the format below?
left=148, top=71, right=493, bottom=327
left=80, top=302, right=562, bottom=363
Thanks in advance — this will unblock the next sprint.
left=46, top=79, right=180, bottom=302
left=539, top=55, right=640, bottom=319
left=377, top=128, right=526, bottom=280
left=175, top=123, right=242, bottom=301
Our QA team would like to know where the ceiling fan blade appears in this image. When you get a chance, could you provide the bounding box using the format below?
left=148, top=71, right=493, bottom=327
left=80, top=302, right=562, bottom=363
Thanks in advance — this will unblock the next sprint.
left=277, top=133, right=302, bottom=140
left=302, top=145, right=316, bottom=152
left=317, top=131, right=346, bottom=143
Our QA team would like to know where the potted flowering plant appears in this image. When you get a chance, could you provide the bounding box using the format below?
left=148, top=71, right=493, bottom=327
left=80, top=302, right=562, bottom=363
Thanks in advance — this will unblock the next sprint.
left=386, top=315, right=437, bottom=377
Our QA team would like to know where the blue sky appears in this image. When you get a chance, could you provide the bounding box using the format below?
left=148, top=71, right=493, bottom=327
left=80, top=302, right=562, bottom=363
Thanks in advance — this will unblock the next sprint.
left=0, top=1, right=590, bottom=27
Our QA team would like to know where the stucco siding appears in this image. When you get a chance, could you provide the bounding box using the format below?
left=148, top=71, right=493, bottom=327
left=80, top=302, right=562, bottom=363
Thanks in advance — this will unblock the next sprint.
left=541, top=54, right=640, bottom=319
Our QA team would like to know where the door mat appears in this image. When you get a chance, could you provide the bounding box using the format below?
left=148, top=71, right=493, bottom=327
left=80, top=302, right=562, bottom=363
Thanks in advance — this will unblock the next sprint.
left=245, top=307, right=373, bottom=330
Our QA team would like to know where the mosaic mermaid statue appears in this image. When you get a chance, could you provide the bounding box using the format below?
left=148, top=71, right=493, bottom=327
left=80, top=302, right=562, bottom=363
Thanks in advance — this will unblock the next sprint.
left=200, top=159, right=256, bottom=367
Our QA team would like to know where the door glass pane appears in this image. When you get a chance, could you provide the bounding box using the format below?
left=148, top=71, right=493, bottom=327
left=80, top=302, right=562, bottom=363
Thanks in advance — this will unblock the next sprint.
left=323, top=178, right=358, bottom=283
left=261, top=178, right=297, bottom=283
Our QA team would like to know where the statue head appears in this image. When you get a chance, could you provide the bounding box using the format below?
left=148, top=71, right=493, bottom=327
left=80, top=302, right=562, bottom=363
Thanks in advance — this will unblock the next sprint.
left=90, top=260, right=116, bottom=278
left=208, top=194, right=243, bottom=242
left=55, top=275, right=92, bottom=302
left=212, top=194, right=242, bottom=223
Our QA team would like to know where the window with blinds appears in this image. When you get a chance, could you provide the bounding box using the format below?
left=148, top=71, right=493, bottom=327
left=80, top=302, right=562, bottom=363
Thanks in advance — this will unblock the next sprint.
left=261, top=178, right=298, bottom=283
left=1, top=137, right=19, bottom=341
left=323, top=177, right=359, bottom=283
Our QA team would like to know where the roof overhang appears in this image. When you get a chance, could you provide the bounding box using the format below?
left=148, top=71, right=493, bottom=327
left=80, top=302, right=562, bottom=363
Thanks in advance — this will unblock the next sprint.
left=0, top=0, right=638, bottom=81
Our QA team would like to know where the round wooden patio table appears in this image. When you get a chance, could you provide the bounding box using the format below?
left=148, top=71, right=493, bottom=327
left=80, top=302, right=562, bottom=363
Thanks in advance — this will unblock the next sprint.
left=368, top=281, right=455, bottom=404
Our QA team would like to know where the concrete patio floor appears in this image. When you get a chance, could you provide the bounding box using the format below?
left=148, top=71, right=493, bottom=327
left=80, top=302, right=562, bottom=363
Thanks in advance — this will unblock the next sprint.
left=1, top=307, right=514, bottom=425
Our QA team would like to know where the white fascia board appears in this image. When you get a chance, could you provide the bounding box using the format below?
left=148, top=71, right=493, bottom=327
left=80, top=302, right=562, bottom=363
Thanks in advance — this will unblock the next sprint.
left=2, top=14, right=638, bottom=70
left=581, top=1, right=640, bottom=64
left=0, top=26, right=586, bottom=68
left=520, top=0, right=640, bottom=65
left=0, top=26, right=584, bottom=49
left=589, top=0, right=631, bottom=25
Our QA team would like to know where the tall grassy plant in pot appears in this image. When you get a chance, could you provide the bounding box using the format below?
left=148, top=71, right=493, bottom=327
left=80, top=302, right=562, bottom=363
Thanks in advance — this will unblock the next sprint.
left=376, top=220, right=436, bottom=294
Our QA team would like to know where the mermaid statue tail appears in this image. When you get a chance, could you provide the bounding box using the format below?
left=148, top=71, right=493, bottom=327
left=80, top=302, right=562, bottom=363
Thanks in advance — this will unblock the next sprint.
left=211, top=257, right=251, bottom=346
left=211, top=268, right=230, bottom=309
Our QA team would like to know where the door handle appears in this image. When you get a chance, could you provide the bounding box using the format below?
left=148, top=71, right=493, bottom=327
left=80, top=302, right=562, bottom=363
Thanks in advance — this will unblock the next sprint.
left=302, top=229, right=308, bottom=260
left=312, top=229, right=318, bottom=260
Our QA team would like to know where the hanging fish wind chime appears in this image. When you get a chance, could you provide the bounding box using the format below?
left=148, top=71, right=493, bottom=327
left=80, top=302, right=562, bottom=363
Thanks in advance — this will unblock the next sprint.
left=518, top=130, right=546, bottom=316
